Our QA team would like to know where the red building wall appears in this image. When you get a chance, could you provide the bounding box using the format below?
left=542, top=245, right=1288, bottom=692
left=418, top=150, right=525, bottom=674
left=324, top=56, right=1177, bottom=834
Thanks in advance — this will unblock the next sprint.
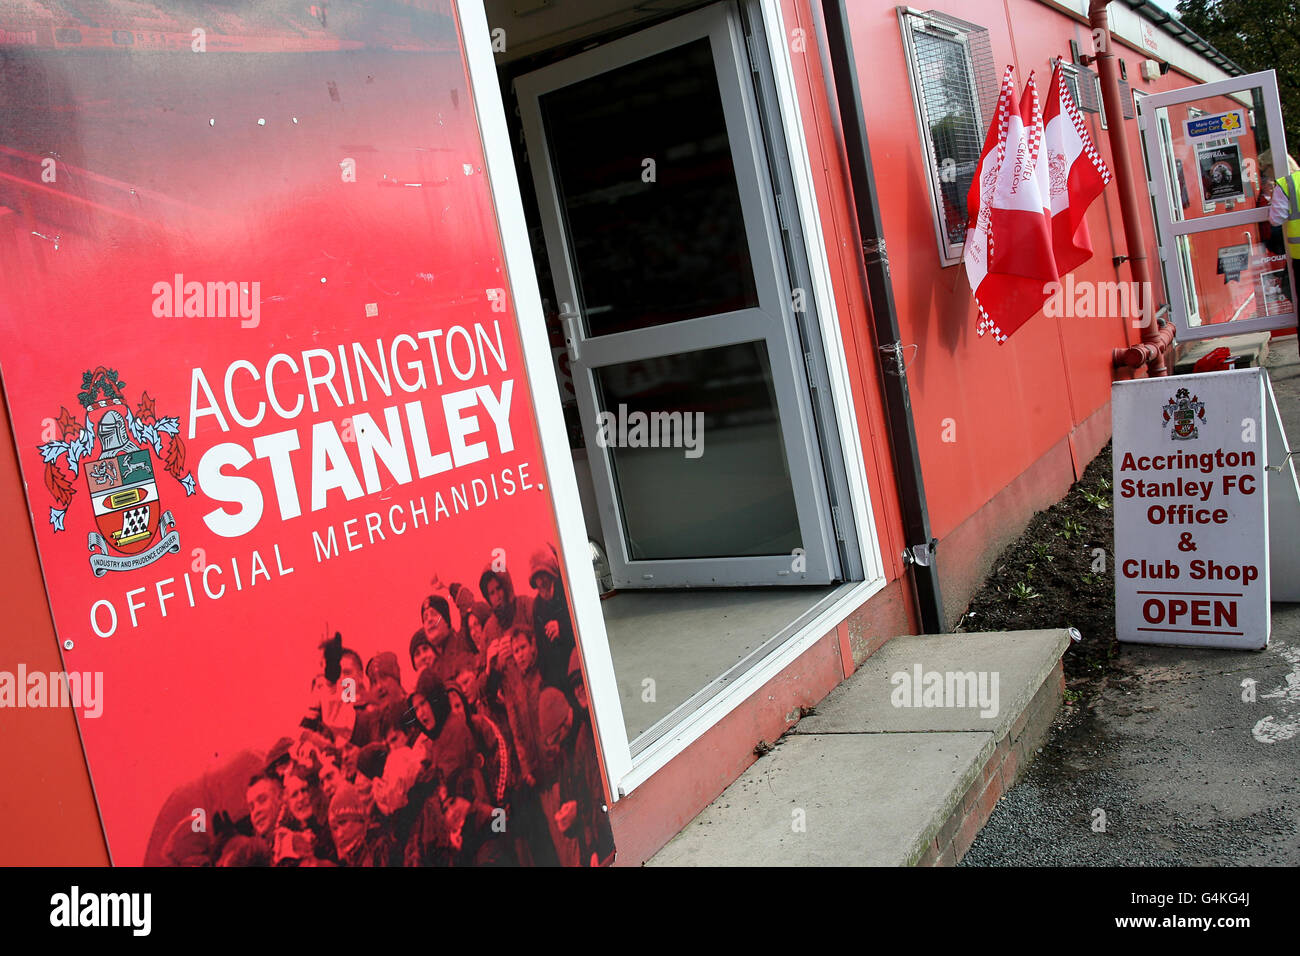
left=839, top=0, right=1275, bottom=618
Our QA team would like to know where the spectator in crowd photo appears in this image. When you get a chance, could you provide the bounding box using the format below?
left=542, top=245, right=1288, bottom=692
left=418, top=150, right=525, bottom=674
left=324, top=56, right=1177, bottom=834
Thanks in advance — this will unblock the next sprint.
left=150, top=540, right=612, bottom=867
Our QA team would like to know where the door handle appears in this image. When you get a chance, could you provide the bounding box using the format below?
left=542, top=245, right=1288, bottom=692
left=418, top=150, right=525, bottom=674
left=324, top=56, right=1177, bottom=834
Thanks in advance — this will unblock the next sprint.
left=560, top=304, right=582, bottom=363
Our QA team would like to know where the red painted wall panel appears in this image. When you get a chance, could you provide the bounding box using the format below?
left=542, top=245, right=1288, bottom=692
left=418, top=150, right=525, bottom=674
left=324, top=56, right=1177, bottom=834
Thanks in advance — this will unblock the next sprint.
left=841, top=0, right=1274, bottom=543
left=781, top=0, right=913, bottom=588
left=0, top=401, right=110, bottom=865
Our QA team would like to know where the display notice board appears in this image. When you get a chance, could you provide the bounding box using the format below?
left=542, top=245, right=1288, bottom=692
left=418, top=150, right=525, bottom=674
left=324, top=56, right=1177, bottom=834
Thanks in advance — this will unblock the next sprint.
left=1112, top=368, right=1300, bottom=650
left=0, top=0, right=612, bottom=867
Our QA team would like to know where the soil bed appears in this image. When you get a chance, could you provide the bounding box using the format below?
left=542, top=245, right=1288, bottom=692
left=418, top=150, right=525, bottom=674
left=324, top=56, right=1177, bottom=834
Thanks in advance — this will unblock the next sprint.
left=955, top=444, right=1116, bottom=683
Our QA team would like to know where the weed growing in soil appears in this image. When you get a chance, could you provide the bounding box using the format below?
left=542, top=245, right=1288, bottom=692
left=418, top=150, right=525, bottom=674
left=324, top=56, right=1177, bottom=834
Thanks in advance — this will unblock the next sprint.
left=1057, top=516, right=1087, bottom=539
left=1080, top=489, right=1110, bottom=510
left=1010, top=582, right=1042, bottom=600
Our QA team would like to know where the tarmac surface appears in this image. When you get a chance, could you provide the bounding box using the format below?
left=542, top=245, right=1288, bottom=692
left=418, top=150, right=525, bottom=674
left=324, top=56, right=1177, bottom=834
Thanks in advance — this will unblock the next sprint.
left=963, top=338, right=1300, bottom=866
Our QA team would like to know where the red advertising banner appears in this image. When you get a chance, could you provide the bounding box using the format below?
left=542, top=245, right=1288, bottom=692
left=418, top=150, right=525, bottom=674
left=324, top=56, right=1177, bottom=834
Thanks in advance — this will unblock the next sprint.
left=0, top=0, right=613, bottom=866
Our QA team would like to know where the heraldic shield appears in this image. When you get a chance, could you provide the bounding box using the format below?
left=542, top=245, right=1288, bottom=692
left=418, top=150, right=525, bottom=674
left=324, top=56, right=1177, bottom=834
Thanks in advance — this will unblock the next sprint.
left=1162, top=387, right=1206, bottom=442
left=85, top=444, right=161, bottom=556
left=84, top=406, right=163, bottom=555
left=81, top=401, right=182, bottom=576
left=36, top=367, right=192, bottom=577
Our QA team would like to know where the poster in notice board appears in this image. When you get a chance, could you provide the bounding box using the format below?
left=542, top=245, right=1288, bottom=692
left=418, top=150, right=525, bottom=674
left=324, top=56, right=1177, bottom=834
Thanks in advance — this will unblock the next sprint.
left=1198, top=142, right=1247, bottom=205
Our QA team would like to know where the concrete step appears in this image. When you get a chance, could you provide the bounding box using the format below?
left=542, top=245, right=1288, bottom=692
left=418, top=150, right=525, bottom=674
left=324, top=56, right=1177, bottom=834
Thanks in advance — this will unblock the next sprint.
left=647, top=629, right=1072, bottom=867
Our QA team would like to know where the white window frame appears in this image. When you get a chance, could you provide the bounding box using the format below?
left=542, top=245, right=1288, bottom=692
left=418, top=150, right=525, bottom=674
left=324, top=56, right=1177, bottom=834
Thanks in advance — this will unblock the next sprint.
left=899, top=7, right=988, bottom=266
left=456, top=0, right=887, bottom=801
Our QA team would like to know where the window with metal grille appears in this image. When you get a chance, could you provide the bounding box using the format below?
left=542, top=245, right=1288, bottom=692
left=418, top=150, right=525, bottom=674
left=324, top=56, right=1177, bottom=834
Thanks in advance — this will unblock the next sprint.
left=898, top=8, right=998, bottom=264
left=1059, top=59, right=1107, bottom=130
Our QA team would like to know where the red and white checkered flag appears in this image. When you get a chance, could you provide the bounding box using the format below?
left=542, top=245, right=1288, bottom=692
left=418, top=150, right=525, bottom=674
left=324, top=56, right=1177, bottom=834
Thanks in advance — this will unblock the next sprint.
left=964, top=67, right=1058, bottom=343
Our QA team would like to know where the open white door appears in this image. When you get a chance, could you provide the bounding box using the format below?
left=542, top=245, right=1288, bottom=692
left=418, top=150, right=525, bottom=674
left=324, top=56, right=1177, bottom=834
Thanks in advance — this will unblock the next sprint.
left=1140, top=70, right=1297, bottom=340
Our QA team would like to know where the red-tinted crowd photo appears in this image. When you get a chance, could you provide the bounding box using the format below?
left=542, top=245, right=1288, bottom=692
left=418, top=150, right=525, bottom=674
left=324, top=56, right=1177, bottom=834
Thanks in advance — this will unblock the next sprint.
left=147, top=542, right=613, bottom=867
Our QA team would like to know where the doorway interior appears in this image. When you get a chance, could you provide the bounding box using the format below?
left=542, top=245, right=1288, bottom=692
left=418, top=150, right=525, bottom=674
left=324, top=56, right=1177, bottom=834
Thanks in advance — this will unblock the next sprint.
left=485, top=0, right=874, bottom=755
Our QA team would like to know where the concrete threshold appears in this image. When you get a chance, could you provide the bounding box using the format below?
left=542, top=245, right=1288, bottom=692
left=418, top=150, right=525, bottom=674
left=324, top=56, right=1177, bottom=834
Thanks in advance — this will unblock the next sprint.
left=648, top=629, right=1072, bottom=866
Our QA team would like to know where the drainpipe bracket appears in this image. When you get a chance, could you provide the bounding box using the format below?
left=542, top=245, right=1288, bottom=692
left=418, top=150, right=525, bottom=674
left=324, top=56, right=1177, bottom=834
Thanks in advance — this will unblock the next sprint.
left=879, top=341, right=918, bottom=376
left=902, top=538, right=938, bottom=568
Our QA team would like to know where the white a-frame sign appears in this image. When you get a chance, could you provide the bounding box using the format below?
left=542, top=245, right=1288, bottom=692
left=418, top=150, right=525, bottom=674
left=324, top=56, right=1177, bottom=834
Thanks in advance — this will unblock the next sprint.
left=1112, top=368, right=1300, bottom=650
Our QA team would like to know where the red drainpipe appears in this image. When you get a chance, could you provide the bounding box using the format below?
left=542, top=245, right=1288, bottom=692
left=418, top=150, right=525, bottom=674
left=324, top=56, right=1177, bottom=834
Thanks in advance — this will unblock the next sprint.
left=1088, top=0, right=1172, bottom=376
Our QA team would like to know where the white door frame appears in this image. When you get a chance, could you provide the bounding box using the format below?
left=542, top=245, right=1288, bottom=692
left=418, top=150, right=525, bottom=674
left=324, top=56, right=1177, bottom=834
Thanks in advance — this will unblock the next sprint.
left=1140, top=70, right=1296, bottom=339
left=455, top=0, right=886, bottom=799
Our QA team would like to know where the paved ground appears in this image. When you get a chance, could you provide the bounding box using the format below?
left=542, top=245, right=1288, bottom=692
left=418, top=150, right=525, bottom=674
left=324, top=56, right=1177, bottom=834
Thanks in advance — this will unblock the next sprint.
left=963, top=338, right=1300, bottom=866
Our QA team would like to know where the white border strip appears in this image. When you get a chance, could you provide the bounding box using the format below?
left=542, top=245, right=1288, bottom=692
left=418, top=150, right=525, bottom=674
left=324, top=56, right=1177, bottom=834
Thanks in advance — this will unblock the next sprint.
left=759, top=0, right=885, bottom=586
left=456, top=0, right=634, bottom=796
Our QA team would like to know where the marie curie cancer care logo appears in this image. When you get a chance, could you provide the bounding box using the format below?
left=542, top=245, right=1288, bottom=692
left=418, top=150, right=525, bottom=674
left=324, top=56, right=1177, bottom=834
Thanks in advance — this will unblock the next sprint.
left=37, top=367, right=196, bottom=575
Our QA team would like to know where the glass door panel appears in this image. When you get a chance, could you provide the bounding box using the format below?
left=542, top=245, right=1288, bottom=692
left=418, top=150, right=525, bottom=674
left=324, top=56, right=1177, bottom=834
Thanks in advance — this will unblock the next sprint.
left=539, top=39, right=760, bottom=337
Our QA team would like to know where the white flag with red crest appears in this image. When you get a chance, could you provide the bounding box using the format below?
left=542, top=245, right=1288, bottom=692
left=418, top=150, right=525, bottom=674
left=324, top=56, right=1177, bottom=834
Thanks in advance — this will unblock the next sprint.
left=1043, top=62, right=1112, bottom=275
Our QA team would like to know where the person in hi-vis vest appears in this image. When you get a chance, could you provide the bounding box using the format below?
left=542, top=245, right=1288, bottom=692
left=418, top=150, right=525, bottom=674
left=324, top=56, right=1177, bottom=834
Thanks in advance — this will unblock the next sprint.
left=1267, top=154, right=1300, bottom=303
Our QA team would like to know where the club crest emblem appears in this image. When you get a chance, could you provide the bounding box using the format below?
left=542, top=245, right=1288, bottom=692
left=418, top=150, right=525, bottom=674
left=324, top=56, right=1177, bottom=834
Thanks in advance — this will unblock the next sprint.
left=1048, top=151, right=1068, bottom=196
left=37, top=367, right=195, bottom=576
left=1161, top=386, right=1206, bottom=441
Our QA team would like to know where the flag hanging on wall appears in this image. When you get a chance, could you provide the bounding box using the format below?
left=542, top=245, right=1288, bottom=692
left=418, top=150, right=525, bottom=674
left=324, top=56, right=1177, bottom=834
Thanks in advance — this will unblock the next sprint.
left=964, top=67, right=1059, bottom=343
left=1043, top=62, right=1112, bottom=275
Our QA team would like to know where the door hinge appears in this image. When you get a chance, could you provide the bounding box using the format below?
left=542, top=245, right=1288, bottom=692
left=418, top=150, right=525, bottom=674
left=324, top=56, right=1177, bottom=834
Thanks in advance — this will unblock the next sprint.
left=863, top=235, right=888, bottom=266
left=804, top=351, right=818, bottom=387
left=830, top=505, right=846, bottom=542
left=745, top=34, right=760, bottom=73
left=775, top=192, right=790, bottom=231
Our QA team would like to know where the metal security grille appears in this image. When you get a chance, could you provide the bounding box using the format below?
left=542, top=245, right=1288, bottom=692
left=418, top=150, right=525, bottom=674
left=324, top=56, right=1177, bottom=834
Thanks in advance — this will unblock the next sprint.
left=902, top=9, right=998, bottom=257
left=1075, top=64, right=1102, bottom=112
left=919, top=11, right=998, bottom=119
left=1118, top=78, right=1136, bottom=118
